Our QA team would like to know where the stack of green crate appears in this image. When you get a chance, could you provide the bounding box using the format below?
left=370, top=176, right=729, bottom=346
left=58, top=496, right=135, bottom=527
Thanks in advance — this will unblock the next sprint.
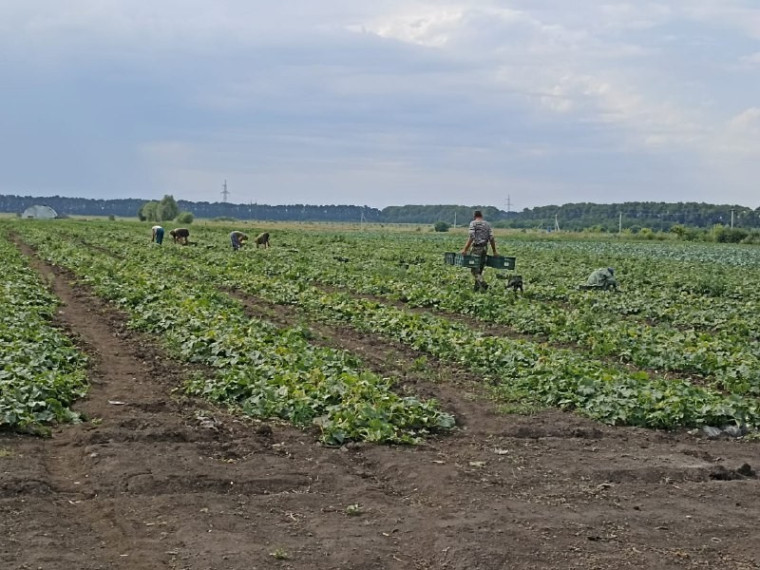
left=444, top=252, right=516, bottom=270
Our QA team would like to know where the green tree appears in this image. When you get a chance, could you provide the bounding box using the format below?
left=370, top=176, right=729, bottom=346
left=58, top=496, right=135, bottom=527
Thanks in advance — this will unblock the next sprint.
left=158, top=195, right=180, bottom=221
left=671, top=224, right=687, bottom=239
left=138, top=201, right=160, bottom=222
left=176, top=211, right=194, bottom=224
left=138, top=195, right=180, bottom=222
left=433, top=221, right=450, bottom=232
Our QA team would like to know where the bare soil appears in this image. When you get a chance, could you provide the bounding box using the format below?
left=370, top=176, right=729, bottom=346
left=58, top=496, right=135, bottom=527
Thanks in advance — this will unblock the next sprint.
left=1, top=244, right=760, bottom=570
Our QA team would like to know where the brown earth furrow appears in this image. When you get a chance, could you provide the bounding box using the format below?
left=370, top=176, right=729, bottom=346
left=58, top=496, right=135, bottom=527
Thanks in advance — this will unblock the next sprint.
left=1, top=237, right=759, bottom=569
left=225, top=287, right=500, bottom=433
left=312, top=282, right=714, bottom=385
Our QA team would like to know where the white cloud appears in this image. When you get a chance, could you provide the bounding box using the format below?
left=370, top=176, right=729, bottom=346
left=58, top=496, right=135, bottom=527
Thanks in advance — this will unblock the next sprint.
left=1, top=0, right=760, bottom=207
left=739, top=51, right=760, bottom=65
left=728, top=107, right=760, bottom=131
left=713, top=107, right=760, bottom=157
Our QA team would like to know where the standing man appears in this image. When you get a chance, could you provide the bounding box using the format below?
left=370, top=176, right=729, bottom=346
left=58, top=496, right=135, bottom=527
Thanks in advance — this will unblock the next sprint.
left=462, top=210, right=497, bottom=292
left=230, top=231, right=248, bottom=251
left=151, top=225, right=165, bottom=245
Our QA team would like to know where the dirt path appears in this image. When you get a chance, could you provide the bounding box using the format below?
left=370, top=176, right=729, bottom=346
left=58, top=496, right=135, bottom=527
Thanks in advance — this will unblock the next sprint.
left=1, top=242, right=760, bottom=569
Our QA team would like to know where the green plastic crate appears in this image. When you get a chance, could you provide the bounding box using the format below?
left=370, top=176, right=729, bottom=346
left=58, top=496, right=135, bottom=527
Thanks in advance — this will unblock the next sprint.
left=486, top=255, right=516, bottom=270
left=444, top=252, right=516, bottom=270
left=443, top=252, right=482, bottom=268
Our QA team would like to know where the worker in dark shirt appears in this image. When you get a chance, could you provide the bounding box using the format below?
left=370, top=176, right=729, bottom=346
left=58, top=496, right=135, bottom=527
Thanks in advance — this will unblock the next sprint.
left=169, top=228, right=190, bottom=245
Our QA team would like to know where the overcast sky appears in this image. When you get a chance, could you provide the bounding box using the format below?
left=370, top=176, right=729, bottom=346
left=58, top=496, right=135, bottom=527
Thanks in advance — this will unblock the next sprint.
left=1, top=1, right=759, bottom=209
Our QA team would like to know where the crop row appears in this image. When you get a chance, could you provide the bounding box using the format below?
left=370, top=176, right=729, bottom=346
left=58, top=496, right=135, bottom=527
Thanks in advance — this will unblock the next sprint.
left=29, top=223, right=760, bottom=388
left=171, top=229, right=760, bottom=392
left=0, top=232, right=88, bottom=431
left=293, top=231, right=760, bottom=338
left=45, top=223, right=760, bottom=430
left=48, top=222, right=760, bottom=337
left=13, top=225, right=454, bottom=444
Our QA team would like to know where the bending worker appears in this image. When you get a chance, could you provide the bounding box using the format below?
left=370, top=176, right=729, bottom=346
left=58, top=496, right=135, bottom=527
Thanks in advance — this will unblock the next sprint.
left=255, top=232, right=270, bottom=248
left=581, top=267, right=618, bottom=291
left=230, top=231, right=248, bottom=251
left=461, top=210, right=497, bottom=292
left=170, top=227, right=190, bottom=245
left=151, top=225, right=164, bottom=245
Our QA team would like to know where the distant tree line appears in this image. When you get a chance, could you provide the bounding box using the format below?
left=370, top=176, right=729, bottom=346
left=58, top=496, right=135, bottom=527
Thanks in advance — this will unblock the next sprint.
left=494, top=201, right=760, bottom=231
left=380, top=205, right=505, bottom=224
left=0, top=194, right=382, bottom=222
left=1, top=195, right=757, bottom=230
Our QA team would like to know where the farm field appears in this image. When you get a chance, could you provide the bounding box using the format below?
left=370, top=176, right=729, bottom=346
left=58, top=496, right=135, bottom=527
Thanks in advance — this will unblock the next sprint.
left=1, top=219, right=760, bottom=569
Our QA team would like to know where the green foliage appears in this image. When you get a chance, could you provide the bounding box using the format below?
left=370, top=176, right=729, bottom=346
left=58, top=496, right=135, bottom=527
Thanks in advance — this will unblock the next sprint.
left=0, top=236, right=88, bottom=430
left=269, top=548, right=289, bottom=560
left=499, top=202, right=759, bottom=232
left=138, top=201, right=159, bottom=222
left=176, top=211, right=194, bottom=224
left=382, top=205, right=502, bottom=224
left=11, top=219, right=760, bottom=434
left=433, top=221, right=450, bottom=232
left=710, top=224, right=749, bottom=244
left=159, top=195, right=180, bottom=221
left=13, top=226, right=453, bottom=445
left=138, top=195, right=180, bottom=222
left=741, top=231, right=760, bottom=245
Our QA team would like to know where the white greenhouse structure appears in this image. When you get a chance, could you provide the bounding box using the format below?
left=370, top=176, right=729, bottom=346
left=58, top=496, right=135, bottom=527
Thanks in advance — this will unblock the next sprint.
left=22, top=205, right=58, bottom=219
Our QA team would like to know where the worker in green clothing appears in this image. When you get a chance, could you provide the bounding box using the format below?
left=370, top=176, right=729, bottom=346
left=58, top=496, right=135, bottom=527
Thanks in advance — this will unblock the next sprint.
left=581, top=267, right=618, bottom=290
left=461, top=210, right=498, bottom=292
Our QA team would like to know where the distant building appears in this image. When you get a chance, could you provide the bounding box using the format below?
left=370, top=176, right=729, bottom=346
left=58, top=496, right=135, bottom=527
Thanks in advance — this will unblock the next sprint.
left=22, top=205, right=58, bottom=219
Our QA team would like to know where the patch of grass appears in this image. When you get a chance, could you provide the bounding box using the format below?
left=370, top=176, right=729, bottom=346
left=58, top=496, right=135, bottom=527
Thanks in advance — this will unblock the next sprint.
left=0, top=448, right=14, bottom=458
left=410, top=356, right=428, bottom=372
left=345, top=503, right=363, bottom=516
left=269, top=547, right=289, bottom=560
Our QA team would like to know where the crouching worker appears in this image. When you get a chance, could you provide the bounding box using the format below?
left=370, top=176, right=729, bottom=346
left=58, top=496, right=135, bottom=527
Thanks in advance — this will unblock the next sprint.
left=461, top=210, right=497, bottom=292
left=255, top=232, right=270, bottom=248
left=151, top=225, right=164, bottom=244
left=230, top=231, right=248, bottom=251
left=580, top=267, right=618, bottom=291
left=170, top=228, right=190, bottom=245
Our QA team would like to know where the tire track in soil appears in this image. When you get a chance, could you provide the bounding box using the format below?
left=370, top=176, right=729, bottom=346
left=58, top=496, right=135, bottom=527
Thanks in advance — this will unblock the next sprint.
left=4, top=236, right=760, bottom=569
left=5, top=240, right=272, bottom=568
left=1, top=240, right=431, bottom=569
